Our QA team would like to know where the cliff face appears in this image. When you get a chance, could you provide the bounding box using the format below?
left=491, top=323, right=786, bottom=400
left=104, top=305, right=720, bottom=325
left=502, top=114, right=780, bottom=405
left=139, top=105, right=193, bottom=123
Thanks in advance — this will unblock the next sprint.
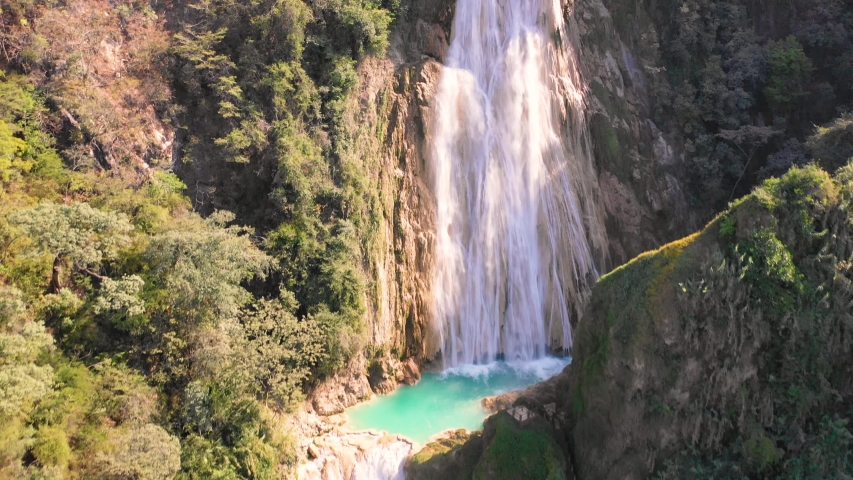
left=357, top=0, right=698, bottom=362
left=562, top=163, right=853, bottom=479
left=357, top=57, right=442, bottom=361
left=574, top=0, right=699, bottom=265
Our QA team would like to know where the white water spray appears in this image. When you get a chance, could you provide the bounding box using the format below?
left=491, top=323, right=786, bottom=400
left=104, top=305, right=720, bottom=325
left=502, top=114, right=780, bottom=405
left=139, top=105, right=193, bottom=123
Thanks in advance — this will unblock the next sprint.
left=432, top=0, right=606, bottom=367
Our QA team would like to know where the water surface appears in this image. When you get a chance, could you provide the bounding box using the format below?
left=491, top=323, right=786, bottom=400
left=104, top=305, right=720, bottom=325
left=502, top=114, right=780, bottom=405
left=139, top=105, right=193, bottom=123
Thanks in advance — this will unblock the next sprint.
left=345, top=357, right=569, bottom=445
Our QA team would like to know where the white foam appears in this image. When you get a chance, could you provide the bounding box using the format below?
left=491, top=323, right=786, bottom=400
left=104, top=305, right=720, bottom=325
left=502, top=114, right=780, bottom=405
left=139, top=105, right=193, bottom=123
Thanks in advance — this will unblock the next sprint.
left=441, top=357, right=571, bottom=382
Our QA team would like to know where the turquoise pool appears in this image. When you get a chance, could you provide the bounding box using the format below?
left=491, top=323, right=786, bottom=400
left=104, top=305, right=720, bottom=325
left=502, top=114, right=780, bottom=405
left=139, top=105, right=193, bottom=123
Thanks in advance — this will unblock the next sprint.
left=344, top=357, right=569, bottom=445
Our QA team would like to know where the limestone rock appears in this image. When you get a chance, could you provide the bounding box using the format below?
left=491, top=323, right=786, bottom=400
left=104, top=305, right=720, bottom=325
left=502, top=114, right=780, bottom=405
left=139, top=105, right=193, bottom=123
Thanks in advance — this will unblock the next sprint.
left=481, top=370, right=565, bottom=414
left=355, top=57, right=443, bottom=362
left=573, top=0, right=699, bottom=265
left=299, top=431, right=414, bottom=480
left=396, top=358, right=421, bottom=385
left=310, top=356, right=372, bottom=416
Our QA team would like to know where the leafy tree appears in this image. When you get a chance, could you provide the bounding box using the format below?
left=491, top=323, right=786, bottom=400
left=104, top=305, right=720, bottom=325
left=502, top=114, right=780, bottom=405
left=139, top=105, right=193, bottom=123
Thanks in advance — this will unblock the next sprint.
left=235, top=293, right=326, bottom=408
left=95, top=424, right=182, bottom=480
left=765, top=36, right=814, bottom=116
left=9, top=202, right=133, bottom=292
left=31, top=427, right=71, bottom=470
left=0, top=286, right=55, bottom=469
left=143, top=211, right=274, bottom=325
left=93, top=275, right=147, bottom=333
left=0, top=287, right=54, bottom=419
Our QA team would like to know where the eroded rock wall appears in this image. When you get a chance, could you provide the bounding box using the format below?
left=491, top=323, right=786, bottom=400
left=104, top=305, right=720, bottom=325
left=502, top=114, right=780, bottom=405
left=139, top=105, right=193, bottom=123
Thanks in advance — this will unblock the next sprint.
left=356, top=0, right=700, bottom=362
left=573, top=0, right=699, bottom=266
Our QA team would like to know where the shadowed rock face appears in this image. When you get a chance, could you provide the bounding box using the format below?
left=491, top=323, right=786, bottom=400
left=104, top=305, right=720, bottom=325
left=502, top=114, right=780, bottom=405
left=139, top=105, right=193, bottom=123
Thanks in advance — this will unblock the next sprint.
left=573, top=0, right=699, bottom=266
left=561, top=163, right=853, bottom=479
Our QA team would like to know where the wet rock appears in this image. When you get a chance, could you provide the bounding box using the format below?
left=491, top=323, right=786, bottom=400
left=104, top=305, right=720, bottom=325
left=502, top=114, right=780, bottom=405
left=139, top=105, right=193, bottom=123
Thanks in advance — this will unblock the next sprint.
left=396, top=358, right=421, bottom=385
left=368, top=358, right=398, bottom=395
left=481, top=369, right=565, bottom=414
left=369, top=357, right=423, bottom=394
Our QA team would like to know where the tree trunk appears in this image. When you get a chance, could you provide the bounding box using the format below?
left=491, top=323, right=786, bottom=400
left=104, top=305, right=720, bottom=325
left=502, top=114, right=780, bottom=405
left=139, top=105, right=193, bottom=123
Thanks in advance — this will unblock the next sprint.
left=48, top=254, right=63, bottom=294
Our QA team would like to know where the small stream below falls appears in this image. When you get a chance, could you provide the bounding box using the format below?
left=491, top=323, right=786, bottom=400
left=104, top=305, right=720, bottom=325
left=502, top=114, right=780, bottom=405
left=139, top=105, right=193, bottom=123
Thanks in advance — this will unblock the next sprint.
left=345, top=357, right=569, bottom=445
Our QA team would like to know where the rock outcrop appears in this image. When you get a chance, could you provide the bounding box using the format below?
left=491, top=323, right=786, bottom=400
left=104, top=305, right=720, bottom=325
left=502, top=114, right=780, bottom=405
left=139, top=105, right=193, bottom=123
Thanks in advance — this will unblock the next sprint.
left=310, top=356, right=373, bottom=416
left=561, top=163, right=853, bottom=479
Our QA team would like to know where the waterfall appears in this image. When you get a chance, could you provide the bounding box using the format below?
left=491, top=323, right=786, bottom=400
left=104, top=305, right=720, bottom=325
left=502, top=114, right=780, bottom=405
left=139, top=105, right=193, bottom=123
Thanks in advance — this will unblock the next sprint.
left=432, top=0, right=607, bottom=367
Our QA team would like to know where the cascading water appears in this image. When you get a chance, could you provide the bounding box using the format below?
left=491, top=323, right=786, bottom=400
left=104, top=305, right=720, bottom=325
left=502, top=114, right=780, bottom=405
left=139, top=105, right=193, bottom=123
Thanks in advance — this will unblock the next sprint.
left=432, top=0, right=607, bottom=367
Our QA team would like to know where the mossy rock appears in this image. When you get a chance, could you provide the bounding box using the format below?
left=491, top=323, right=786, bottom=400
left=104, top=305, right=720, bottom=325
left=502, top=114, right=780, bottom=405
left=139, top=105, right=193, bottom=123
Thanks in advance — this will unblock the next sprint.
left=407, top=429, right=483, bottom=480
left=473, top=411, right=567, bottom=480
left=565, top=162, right=853, bottom=479
left=408, top=412, right=569, bottom=480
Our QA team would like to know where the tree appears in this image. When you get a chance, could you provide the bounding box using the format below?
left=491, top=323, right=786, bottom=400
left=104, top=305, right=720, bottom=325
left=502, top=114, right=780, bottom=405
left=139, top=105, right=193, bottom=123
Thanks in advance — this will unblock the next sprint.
left=93, top=275, right=147, bottom=333
left=235, top=293, right=326, bottom=408
left=0, top=286, right=54, bottom=419
left=717, top=125, right=780, bottom=200
left=807, top=114, right=853, bottom=172
left=0, top=286, right=55, bottom=467
left=96, top=424, right=181, bottom=480
left=9, top=202, right=133, bottom=292
left=765, top=36, right=813, bottom=116
left=143, top=211, right=274, bottom=326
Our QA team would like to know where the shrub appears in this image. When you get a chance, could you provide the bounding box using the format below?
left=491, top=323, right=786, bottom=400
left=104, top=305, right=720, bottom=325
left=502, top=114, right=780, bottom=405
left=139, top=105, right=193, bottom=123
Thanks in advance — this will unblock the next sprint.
left=31, top=427, right=70, bottom=469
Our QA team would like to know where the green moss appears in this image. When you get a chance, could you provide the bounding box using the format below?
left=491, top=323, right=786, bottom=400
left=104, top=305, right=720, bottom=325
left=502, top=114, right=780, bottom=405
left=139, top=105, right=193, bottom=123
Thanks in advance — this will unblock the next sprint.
left=407, top=430, right=483, bottom=480
left=473, top=412, right=566, bottom=480
left=409, top=430, right=471, bottom=467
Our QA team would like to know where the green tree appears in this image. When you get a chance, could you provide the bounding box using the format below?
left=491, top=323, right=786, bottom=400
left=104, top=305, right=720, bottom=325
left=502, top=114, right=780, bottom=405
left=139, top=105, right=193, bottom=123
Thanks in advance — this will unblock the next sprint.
left=765, top=36, right=813, bottom=115
left=0, top=287, right=54, bottom=419
left=96, top=424, right=182, bottom=480
left=9, top=202, right=133, bottom=292
left=235, top=293, right=326, bottom=408
left=143, top=211, right=274, bottom=325
left=93, top=275, right=147, bottom=333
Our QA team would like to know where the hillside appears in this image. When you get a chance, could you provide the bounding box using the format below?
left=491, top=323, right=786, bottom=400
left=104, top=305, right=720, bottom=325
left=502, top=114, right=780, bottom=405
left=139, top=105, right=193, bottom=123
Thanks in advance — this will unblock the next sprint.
left=565, top=162, right=853, bottom=478
left=2, top=0, right=853, bottom=478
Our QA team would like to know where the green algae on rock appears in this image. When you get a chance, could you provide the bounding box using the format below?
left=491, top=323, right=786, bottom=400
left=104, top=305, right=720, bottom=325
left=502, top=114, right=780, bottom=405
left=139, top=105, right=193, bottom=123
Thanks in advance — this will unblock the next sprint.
left=407, top=411, right=569, bottom=480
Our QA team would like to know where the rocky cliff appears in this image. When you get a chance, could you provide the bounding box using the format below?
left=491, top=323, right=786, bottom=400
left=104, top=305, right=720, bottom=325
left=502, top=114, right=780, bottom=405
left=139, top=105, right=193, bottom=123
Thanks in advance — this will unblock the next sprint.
left=354, top=0, right=699, bottom=367
left=562, top=162, right=853, bottom=479
left=574, top=0, right=699, bottom=264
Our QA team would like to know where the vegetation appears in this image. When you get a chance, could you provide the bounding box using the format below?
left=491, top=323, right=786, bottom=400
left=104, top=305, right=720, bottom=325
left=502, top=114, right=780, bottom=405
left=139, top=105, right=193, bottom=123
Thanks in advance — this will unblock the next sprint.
left=642, top=0, right=853, bottom=212
left=571, top=161, right=853, bottom=479
left=407, top=413, right=568, bottom=480
left=0, top=0, right=400, bottom=475
left=3, top=0, right=853, bottom=477
left=473, top=412, right=567, bottom=480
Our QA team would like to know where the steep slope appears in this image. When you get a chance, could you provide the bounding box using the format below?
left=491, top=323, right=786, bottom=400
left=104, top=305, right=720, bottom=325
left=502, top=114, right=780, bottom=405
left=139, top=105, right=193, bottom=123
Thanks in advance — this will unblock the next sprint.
left=564, top=162, right=853, bottom=479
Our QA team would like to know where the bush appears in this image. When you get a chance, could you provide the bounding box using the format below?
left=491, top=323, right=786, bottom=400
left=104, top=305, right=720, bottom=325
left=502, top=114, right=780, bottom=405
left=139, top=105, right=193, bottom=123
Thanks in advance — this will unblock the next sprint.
left=765, top=36, right=813, bottom=115
left=96, top=424, right=181, bottom=480
left=31, top=427, right=70, bottom=469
